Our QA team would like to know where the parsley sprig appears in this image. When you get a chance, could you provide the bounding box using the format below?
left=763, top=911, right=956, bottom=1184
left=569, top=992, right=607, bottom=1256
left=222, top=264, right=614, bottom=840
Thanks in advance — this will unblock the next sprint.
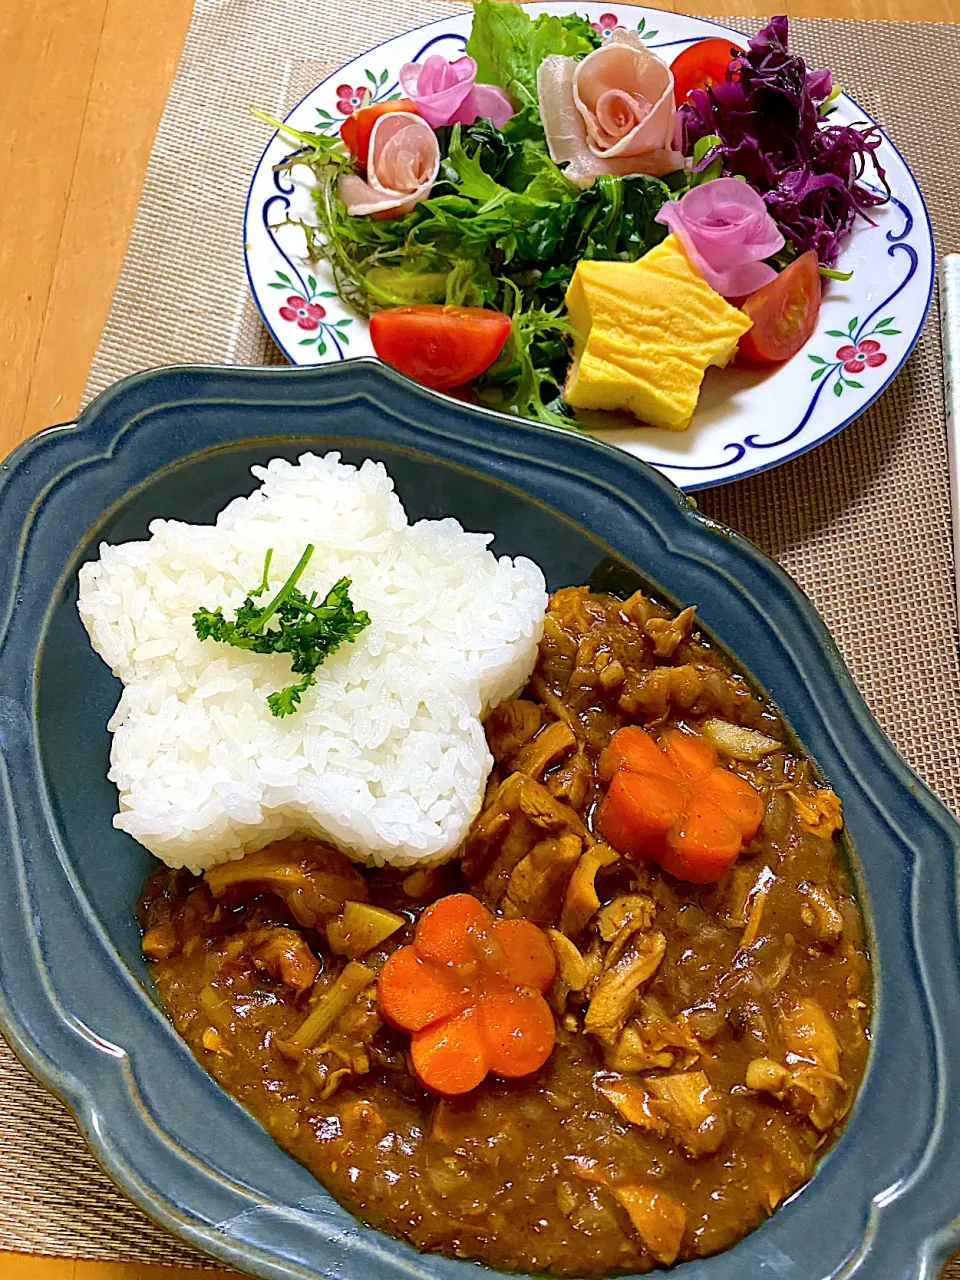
left=192, top=545, right=370, bottom=717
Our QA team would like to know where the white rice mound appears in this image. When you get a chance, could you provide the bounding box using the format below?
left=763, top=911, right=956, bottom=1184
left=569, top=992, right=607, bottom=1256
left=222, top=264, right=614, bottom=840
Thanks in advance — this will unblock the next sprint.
left=77, top=452, right=547, bottom=873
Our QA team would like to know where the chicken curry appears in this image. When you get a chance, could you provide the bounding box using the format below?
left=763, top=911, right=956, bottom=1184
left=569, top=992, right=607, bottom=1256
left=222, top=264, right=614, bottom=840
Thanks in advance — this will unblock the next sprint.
left=139, top=585, right=871, bottom=1274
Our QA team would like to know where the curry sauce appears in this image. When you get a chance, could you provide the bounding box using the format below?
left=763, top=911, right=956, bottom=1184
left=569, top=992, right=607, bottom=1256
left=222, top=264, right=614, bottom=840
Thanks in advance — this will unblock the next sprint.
left=138, top=586, right=871, bottom=1274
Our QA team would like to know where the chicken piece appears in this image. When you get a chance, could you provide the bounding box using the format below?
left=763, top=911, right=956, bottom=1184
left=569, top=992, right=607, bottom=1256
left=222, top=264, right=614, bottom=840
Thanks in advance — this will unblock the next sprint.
left=465, top=772, right=589, bottom=914
left=745, top=1057, right=790, bottom=1095
left=745, top=1055, right=845, bottom=1133
left=621, top=590, right=662, bottom=628
left=788, top=788, right=843, bottom=838
left=595, top=652, right=626, bottom=693
left=204, top=839, right=368, bottom=929
left=611, top=1185, right=687, bottom=1266
left=518, top=775, right=589, bottom=838
left=245, top=927, right=321, bottom=993
left=646, top=1071, right=728, bottom=1159
left=485, top=699, right=544, bottom=763
left=739, top=866, right=777, bottom=949
left=747, top=999, right=846, bottom=1131
left=559, top=842, right=620, bottom=937
left=800, top=882, right=845, bottom=946
left=512, top=719, right=578, bottom=780
left=584, top=932, right=667, bottom=1045
left=601, top=1024, right=675, bottom=1075
left=546, top=750, right=592, bottom=812
left=602, top=1022, right=676, bottom=1073
left=596, top=1074, right=664, bottom=1130
left=340, top=1099, right=388, bottom=1143
left=503, top=833, right=583, bottom=925
left=481, top=814, right=540, bottom=903
left=402, top=868, right=444, bottom=901
left=782, top=998, right=841, bottom=1074
left=546, top=929, right=590, bottom=995
left=601, top=994, right=703, bottom=1073
left=217, top=927, right=321, bottom=993
left=597, top=895, right=656, bottom=943
left=724, top=865, right=758, bottom=928
left=569, top=1160, right=687, bottom=1265
left=548, top=586, right=594, bottom=637
left=596, top=894, right=657, bottom=970
left=645, top=605, right=696, bottom=659
left=462, top=772, right=528, bottom=877
left=142, top=922, right=179, bottom=962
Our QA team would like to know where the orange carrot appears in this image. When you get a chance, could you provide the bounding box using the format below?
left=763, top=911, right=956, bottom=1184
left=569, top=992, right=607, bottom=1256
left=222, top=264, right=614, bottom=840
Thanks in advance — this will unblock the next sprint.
left=699, top=768, right=764, bottom=842
left=490, top=918, right=556, bottom=992
left=598, top=726, right=679, bottom=784
left=662, top=796, right=742, bottom=883
left=478, top=988, right=556, bottom=1079
left=662, top=728, right=716, bottom=781
left=596, top=770, right=689, bottom=860
left=416, top=893, right=493, bottom=970
left=411, top=1008, right=488, bottom=1095
left=378, top=946, right=470, bottom=1031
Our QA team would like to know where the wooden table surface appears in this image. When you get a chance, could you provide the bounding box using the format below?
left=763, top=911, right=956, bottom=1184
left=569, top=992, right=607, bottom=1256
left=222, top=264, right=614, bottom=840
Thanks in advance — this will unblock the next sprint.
left=1, top=0, right=958, bottom=1277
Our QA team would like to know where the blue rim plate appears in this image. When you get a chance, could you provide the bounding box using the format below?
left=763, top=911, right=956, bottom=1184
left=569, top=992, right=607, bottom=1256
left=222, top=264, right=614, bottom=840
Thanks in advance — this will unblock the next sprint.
left=0, top=359, right=958, bottom=1279
left=243, top=3, right=935, bottom=491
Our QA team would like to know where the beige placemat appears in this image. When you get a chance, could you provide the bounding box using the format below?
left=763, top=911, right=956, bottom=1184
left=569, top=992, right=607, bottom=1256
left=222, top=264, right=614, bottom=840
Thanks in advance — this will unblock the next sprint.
left=3, top=0, right=958, bottom=1272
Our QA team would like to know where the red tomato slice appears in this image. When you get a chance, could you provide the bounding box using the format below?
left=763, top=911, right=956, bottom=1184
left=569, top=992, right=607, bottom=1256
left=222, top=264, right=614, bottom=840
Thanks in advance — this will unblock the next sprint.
left=670, top=37, right=744, bottom=106
left=736, top=250, right=822, bottom=366
left=340, top=99, right=418, bottom=167
left=369, top=305, right=512, bottom=391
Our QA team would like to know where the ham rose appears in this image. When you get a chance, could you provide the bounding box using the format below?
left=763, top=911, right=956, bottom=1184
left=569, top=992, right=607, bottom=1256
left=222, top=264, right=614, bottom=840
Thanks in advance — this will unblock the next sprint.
left=655, top=178, right=785, bottom=297
left=399, top=55, right=514, bottom=129
left=537, top=30, right=683, bottom=188
left=339, top=112, right=440, bottom=218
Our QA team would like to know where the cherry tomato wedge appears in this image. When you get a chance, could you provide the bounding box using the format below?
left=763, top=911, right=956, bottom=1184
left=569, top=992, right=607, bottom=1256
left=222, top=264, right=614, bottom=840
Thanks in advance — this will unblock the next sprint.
left=370, top=305, right=512, bottom=391
left=736, top=250, right=822, bottom=366
left=670, top=37, right=744, bottom=106
left=340, top=98, right=418, bottom=167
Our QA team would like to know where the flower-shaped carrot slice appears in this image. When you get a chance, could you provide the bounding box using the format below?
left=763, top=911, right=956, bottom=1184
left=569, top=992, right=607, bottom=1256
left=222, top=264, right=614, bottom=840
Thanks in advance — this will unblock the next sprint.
left=595, top=726, right=762, bottom=884
left=377, top=893, right=557, bottom=1095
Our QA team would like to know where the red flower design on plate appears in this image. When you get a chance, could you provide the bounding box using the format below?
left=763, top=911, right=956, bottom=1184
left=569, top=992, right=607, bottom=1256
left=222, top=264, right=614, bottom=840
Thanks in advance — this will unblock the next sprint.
left=835, top=338, right=887, bottom=374
left=279, top=295, right=326, bottom=330
left=335, top=84, right=366, bottom=115
left=591, top=11, right=623, bottom=36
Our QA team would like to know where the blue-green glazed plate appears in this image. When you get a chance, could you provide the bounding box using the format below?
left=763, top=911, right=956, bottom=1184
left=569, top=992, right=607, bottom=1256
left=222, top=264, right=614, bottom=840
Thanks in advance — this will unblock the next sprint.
left=0, top=359, right=958, bottom=1279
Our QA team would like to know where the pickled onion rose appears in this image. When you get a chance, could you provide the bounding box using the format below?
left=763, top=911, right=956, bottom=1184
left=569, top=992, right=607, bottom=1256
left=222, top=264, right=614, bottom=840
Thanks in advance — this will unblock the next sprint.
left=339, top=112, right=440, bottom=218
left=399, top=55, right=514, bottom=129
left=655, top=178, right=785, bottom=297
left=538, top=31, right=683, bottom=188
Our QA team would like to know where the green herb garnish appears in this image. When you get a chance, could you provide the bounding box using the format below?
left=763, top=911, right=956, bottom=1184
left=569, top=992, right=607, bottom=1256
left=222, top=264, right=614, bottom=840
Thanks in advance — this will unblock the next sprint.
left=193, top=545, right=370, bottom=717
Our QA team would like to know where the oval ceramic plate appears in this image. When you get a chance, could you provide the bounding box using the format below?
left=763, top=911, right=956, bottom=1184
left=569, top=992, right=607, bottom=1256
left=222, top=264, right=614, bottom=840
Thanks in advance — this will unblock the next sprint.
left=244, top=3, right=935, bottom=491
left=0, top=360, right=959, bottom=1280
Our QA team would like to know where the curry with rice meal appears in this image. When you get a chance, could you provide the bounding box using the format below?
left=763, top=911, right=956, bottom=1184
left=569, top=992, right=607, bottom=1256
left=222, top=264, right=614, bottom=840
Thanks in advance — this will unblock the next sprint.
left=79, top=454, right=870, bottom=1274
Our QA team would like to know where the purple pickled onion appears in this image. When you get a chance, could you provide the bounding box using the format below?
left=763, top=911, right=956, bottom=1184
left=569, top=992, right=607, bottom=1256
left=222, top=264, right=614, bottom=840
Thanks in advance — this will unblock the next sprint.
left=678, top=16, right=888, bottom=265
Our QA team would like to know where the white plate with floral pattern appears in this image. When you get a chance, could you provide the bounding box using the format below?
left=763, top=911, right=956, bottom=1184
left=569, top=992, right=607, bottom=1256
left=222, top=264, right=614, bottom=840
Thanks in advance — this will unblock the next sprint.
left=243, top=3, right=934, bottom=491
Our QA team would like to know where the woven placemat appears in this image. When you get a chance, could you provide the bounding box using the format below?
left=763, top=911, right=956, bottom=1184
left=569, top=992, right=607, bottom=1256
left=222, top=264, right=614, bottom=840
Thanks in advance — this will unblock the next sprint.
left=2, top=0, right=958, bottom=1272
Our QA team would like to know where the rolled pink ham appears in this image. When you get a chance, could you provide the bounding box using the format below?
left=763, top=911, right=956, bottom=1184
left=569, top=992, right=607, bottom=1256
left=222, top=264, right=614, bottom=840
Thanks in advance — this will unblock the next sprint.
left=538, top=31, right=683, bottom=188
left=399, top=54, right=514, bottom=129
left=339, top=112, right=440, bottom=218
left=655, top=178, right=785, bottom=297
